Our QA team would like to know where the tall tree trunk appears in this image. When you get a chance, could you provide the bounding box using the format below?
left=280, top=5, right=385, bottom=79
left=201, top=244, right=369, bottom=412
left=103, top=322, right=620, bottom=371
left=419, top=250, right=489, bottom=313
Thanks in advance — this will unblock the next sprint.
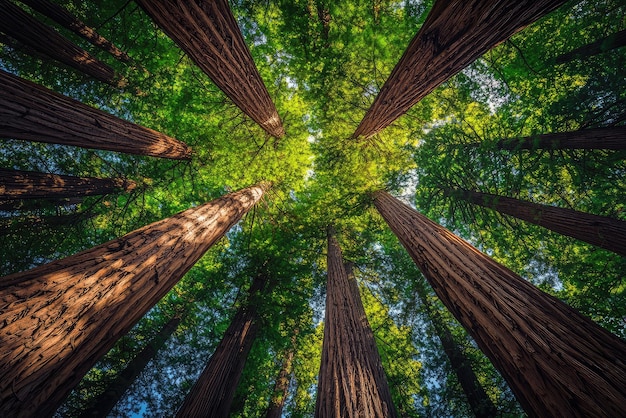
left=315, top=228, right=397, bottom=418
left=353, top=0, right=566, bottom=138
left=373, top=190, right=626, bottom=417
left=136, top=0, right=285, bottom=139
left=265, top=333, right=297, bottom=418
left=486, top=126, right=626, bottom=150
left=556, top=29, right=626, bottom=63
left=0, top=70, right=192, bottom=159
left=0, top=0, right=123, bottom=87
left=0, top=184, right=266, bottom=417
left=0, top=168, right=135, bottom=200
left=175, top=274, right=267, bottom=418
left=446, top=187, right=626, bottom=257
left=0, top=196, right=83, bottom=212
left=414, top=278, right=498, bottom=418
left=18, top=0, right=133, bottom=64
left=79, top=315, right=182, bottom=418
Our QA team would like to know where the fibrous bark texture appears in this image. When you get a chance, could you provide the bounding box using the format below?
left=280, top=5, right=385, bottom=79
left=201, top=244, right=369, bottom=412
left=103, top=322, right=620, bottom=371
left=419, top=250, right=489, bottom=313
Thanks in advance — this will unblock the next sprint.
left=374, top=190, right=626, bottom=417
left=0, top=168, right=135, bottom=200
left=491, top=126, right=626, bottom=150
left=0, top=184, right=266, bottom=417
left=19, top=0, right=132, bottom=63
left=556, top=29, right=626, bottom=63
left=79, top=316, right=182, bottom=418
left=265, top=334, right=296, bottom=418
left=353, top=0, right=566, bottom=138
left=315, top=229, right=397, bottom=418
left=0, top=70, right=192, bottom=159
left=0, top=0, right=122, bottom=86
left=175, top=274, right=266, bottom=418
left=448, top=188, right=626, bottom=257
left=136, top=0, right=285, bottom=138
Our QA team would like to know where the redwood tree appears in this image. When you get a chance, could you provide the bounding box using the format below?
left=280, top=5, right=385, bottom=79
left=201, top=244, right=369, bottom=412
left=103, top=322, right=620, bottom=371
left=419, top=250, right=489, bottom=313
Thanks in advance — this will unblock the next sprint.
left=136, top=0, right=285, bottom=138
left=0, top=70, right=192, bottom=159
left=446, top=187, right=626, bottom=257
left=315, top=228, right=397, bottom=418
left=353, top=0, right=566, bottom=138
left=484, top=126, right=626, bottom=150
left=0, top=0, right=122, bottom=86
left=556, top=28, right=626, bottom=63
left=373, top=190, right=626, bottom=417
left=0, top=168, right=136, bottom=200
left=265, top=334, right=296, bottom=418
left=0, top=184, right=266, bottom=417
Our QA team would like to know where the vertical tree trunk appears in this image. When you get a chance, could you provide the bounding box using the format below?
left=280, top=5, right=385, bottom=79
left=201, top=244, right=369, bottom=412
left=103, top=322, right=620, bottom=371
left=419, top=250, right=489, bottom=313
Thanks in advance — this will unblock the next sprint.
left=0, top=0, right=123, bottom=86
left=265, top=334, right=297, bottom=418
left=485, top=126, right=626, bottom=150
left=175, top=274, right=267, bottom=418
left=556, top=29, right=626, bottom=63
left=353, top=0, right=566, bottom=138
left=136, top=0, right=285, bottom=138
left=0, top=70, right=192, bottom=159
left=79, top=315, right=182, bottom=418
left=373, top=190, right=626, bottom=417
left=0, top=184, right=266, bottom=417
left=19, top=0, right=133, bottom=63
left=0, top=168, right=135, bottom=200
left=315, top=228, right=397, bottom=418
left=446, top=187, right=626, bottom=256
left=414, top=278, right=498, bottom=418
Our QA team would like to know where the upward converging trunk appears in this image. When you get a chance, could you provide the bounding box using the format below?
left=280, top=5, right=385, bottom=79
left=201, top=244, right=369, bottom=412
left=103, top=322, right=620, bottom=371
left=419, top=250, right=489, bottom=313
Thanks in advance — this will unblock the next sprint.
left=0, top=168, right=136, bottom=200
left=485, top=126, right=626, bottom=150
left=0, top=0, right=122, bottom=86
left=556, top=29, right=626, bottom=63
left=446, top=187, right=626, bottom=257
left=374, top=190, right=626, bottom=417
left=0, top=70, right=192, bottom=159
left=265, top=333, right=297, bottom=418
left=136, top=0, right=285, bottom=138
left=0, top=184, right=267, bottom=417
left=315, top=228, right=397, bottom=418
left=353, top=0, right=566, bottom=138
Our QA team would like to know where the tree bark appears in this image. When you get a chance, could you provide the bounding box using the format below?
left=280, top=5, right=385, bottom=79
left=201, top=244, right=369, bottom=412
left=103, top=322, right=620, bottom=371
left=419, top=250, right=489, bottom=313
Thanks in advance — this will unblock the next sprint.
left=18, top=0, right=133, bottom=64
left=556, top=29, right=626, bottom=63
left=175, top=274, right=267, bottom=418
left=487, top=126, right=626, bottom=150
left=353, top=0, right=566, bottom=138
left=0, top=197, right=83, bottom=212
left=0, top=0, right=123, bottom=87
left=136, top=0, right=285, bottom=138
left=373, top=190, right=626, bottom=418
left=447, top=187, right=626, bottom=257
left=79, top=315, right=182, bottom=418
left=265, top=334, right=296, bottom=418
left=0, top=69, right=192, bottom=159
left=0, top=168, right=135, bottom=200
left=315, top=228, right=397, bottom=418
left=0, top=184, right=266, bottom=417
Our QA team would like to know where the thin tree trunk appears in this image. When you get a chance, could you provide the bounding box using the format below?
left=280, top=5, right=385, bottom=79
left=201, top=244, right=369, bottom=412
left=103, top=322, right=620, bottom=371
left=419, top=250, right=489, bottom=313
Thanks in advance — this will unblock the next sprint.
left=175, top=274, right=267, bottom=418
left=0, top=69, right=192, bottom=159
left=0, top=184, right=266, bottom=417
left=0, top=168, right=135, bottom=200
left=0, top=197, right=83, bottom=212
left=414, top=278, right=498, bottom=418
left=446, top=187, right=626, bottom=256
left=373, top=190, right=626, bottom=417
left=486, top=126, right=626, bottom=150
left=136, top=0, right=285, bottom=138
left=79, top=315, right=182, bottom=418
left=265, top=334, right=297, bottom=418
left=0, top=0, right=123, bottom=87
left=556, top=29, right=626, bottom=63
left=19, top=0, right=133, bottom=64
left=353, top=0, right=566, bottom=138
left=315, top=227, right=397, bottom=418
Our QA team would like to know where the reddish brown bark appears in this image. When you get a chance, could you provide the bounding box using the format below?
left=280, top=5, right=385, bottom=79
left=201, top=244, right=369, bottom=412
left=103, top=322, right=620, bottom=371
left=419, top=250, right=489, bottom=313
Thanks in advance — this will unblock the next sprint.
left=315, top=228, right=397, bottom=418
left=556, top=29, right=626, bottom=63
left=448, top=188, right=626, bottom=257
left=0, top=184, right=266, bottom=417
left=353, top=0, right=566, bottom=138
left=265, top=334, right=297, bottom=418
left=0, top=0, right=122, bottom=86
left=0, top=70, right=192, bottom=159
left=490, top=126, right=626, bottom=150
left=0, top=168, right=135, bottom=200
left=175, top=274, right=267, bottom=418
left=136, top=0, right=285, bottom=138
left=19, top=0, right=133, bottom=63
left=374, top=190, right=626, bottom=417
